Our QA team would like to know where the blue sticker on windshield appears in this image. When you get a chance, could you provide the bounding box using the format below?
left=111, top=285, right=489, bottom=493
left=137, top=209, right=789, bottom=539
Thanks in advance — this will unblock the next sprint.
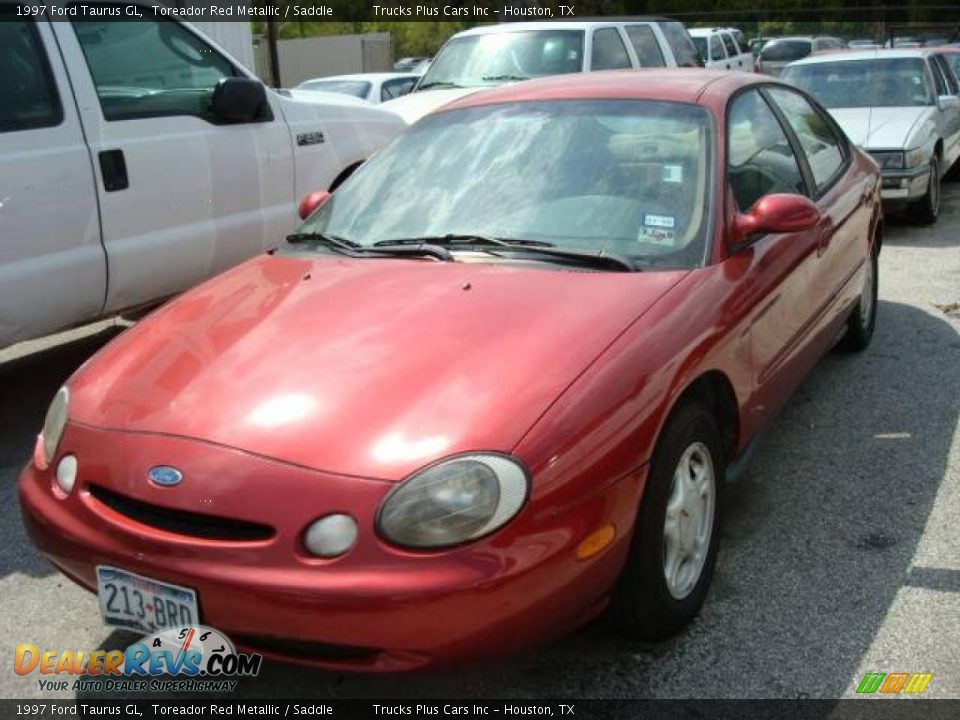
left=643, top=214, right=675, bottom=229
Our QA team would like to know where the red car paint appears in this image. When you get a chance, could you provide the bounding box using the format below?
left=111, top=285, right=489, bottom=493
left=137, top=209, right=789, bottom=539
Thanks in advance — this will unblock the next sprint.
left=19, top=70, right=881, bottom=671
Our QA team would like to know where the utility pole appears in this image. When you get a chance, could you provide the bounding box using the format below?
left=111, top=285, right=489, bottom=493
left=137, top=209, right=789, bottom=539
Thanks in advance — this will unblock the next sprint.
left=266, top=17, right=281, bottom=88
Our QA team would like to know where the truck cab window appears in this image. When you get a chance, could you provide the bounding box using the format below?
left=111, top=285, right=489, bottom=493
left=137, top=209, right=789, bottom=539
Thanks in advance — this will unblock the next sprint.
left=0, top=10, right=62, bottom=133
left=71, top=4, right=237, bottom=122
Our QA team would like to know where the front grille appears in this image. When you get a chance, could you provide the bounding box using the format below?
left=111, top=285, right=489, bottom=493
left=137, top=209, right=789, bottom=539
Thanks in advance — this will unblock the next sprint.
left=234, top=634, right=380, bottom=662
left=88, top=484, right=274, bottom=542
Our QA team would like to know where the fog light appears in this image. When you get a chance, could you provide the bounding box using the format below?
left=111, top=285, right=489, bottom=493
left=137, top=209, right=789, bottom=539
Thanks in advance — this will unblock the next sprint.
left=55, top=455, right=77, bottom=496
left=303, top=514, right=357, bottom=558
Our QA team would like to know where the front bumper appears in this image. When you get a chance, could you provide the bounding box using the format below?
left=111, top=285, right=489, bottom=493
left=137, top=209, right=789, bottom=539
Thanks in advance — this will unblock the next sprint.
left=19, top=423, right=644, bottom=671
left=878, top=164, right=930, bottom=202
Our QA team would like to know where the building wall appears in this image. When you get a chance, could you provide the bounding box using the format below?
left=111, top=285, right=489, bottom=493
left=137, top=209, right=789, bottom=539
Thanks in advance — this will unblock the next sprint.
left=253, top=33, right=393, bottom=87
left=192, top=21, right=256, bottom=72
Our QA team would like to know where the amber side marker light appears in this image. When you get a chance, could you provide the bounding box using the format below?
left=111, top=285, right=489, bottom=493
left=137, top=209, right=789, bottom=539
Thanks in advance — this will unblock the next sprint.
left=575, top=524, right=616, bottom=560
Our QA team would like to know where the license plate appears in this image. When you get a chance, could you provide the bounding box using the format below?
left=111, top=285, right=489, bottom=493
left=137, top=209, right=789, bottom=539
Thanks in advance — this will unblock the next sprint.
left=96, top=566, right=198, bottom=634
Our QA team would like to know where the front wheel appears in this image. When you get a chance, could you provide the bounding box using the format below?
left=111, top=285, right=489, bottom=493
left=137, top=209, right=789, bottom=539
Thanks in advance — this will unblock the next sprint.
left=839, top=247, right=878, bottom=352
left=610, top=401, right=723, bottom=640
left=908, top=156, right=940, bottom=225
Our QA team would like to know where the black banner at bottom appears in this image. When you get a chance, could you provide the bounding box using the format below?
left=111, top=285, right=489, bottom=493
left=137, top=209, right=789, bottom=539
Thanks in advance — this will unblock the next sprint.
left=4, top=700, right=960, bottom=720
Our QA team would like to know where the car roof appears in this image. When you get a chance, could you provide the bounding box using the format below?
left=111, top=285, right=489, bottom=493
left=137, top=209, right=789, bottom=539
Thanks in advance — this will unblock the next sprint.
left=454, top=19, right=666, bottom=36
left=443, top=69, right=769, bottom=110
left=787, top=48, right=930, bottom=66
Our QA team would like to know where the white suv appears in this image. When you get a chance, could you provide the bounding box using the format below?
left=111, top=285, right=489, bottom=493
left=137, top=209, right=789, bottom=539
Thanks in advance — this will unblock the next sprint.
left=689, top=27, right=754, bottom=71
left=382, top=19, right=702, bottom=123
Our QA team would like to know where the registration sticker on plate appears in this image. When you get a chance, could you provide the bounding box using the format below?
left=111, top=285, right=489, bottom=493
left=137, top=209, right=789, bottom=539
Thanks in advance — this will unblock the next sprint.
left=96, top=566, right=199, bottom=634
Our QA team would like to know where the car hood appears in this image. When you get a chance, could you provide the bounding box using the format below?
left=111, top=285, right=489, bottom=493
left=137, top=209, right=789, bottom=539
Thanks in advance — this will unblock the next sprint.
left=380, top=87, right=482, bottom=123
left=281, top=88, right=374, bottom=107
left=829, top=106, right=931, bottom=149
left=68, top=255, right=686, bottom=481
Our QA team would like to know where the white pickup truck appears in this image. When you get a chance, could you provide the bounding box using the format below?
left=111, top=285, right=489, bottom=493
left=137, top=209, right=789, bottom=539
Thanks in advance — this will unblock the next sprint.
left=0, top=2, right=405, bottom=347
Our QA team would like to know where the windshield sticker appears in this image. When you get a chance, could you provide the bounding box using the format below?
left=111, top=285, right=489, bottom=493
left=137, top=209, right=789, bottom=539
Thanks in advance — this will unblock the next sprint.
left=638, top=226, right=676, bottom=247
left=643, top=214, right=675, bottom=229
left=661, top=165, right=683, bottom=183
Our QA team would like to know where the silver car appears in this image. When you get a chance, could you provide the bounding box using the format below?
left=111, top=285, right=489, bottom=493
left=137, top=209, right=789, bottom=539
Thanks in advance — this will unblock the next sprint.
left=757, top=36, right=845, bottom=76
left=782, top=49, right=960, bottom=223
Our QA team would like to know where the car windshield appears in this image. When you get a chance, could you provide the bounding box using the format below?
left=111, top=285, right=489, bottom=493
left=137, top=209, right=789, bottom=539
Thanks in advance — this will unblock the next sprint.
left=297, top=100, right=714, bottom=268
left=299, top=80, right=371, bottom=99
left=761, top=40, right=812, bottom=62
left=416, top=30, right=584, bottom=89
left=782, top=58, right=934, bottom=108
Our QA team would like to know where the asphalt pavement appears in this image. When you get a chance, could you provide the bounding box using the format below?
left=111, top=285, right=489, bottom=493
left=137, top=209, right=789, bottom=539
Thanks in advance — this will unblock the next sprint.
left=1, top=184, right=958, bottom=700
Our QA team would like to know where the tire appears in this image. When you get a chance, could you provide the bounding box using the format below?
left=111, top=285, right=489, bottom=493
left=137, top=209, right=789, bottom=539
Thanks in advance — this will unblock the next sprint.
left=839, top=247, right=878, bottom=353
left=908, top=155, right=940, bottom=225
left=610, top=400, right=723, bottom=640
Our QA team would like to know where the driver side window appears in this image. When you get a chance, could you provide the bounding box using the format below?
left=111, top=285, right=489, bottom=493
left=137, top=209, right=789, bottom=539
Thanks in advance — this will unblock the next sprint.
left=727, top=90, right=806, bottom=212
left=71, top=4, right=236, bottom=121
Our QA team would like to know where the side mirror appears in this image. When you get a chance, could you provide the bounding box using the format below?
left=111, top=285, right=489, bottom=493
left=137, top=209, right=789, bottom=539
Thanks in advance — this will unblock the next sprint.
left=211, top=77, right=268, bottom=123
left=298, top=190, right=331, bottom=220
left=938, top=95, right=960, bottom=109
left=733, top=193, right=820, bottom=243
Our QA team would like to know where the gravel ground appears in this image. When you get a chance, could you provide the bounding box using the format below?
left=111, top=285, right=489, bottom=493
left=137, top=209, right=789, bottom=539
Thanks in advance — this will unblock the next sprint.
left=1, top=183, right=957, bottom=700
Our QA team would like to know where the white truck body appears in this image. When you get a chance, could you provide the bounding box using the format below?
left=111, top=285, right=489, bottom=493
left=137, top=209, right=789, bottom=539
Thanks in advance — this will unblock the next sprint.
left=0, top=2, right=405, bottom=347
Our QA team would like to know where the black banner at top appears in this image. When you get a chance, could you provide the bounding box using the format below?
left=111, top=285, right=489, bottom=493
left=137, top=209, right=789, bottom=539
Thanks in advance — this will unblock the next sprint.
left=3, top=1, right=959, bottom=24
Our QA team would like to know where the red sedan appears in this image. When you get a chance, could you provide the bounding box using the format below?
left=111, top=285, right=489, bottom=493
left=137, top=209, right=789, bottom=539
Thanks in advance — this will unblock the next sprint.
left=20, top=70, right=881, bottom=671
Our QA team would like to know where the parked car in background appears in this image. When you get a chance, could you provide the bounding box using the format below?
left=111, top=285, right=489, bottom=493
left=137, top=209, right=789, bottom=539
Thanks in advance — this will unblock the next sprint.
left=749, top=37, right=772, bottom=57
left=382, top=19, right=702, bottom=123
left=21, top=69, right=881, bottom=672
left=758, top=36, right=845, bottom=75
left=689, top=27, right=754, bottom=71
left=394, top=56, right=431, bottom=73
left=0, top=3, right=405, bottom=348
left=782, top=49, right=960, bottom=223
left=848, top=39, right=881, bottom=49
left=298, top=73, right=421, bottom=104
left=935, top=46, right=960, bottom=82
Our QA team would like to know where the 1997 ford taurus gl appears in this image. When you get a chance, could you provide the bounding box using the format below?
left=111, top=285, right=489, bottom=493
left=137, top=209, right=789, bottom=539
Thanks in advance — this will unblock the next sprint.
left=20, top=71, right=881, bottom=671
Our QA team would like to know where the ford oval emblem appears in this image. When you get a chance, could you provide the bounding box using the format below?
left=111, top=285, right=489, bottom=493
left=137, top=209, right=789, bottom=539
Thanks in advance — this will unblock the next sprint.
left=148, top=466, right=183, bottom=487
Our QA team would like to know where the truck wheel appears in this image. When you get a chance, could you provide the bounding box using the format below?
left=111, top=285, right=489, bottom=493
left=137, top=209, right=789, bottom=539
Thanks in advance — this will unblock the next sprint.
left=610, top=401, right=723, bottom=640
left=908, top=156, right=940, bottom=225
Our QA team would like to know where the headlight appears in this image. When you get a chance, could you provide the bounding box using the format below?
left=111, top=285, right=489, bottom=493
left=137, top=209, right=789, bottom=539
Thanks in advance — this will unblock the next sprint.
left=870, top=151, right=904, bottom=170
left=377, top=454, right=528, bottom=549
left=904, top=147, right=927, bottom=169
left=36, top=387, right=69, bottom=470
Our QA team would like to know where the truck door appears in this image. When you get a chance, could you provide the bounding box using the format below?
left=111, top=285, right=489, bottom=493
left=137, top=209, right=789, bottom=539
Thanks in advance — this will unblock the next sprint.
left=50, top=3, right=295, bottom=316
left=0, top=9, right=105, bottom=347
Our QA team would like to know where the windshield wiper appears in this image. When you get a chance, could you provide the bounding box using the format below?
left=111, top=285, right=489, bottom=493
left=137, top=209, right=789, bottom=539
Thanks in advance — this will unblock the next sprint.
left=288, top=232, right=452, bottom=262
left=374, top=234, right=553, bottom=249
left=364, top=243, right=453, bottom=262
left=416, top=81, right=464, bottom=91
left=286, top=231, right=361, bottom=252
left=374, top=235, right=636, bottom=272
left=480, top=74, right=531, bottom=83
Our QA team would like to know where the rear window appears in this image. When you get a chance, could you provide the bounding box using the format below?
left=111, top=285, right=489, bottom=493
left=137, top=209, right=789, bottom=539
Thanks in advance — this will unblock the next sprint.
left=761, top=40, right=813, bottom=62
left=659, top=21, right=701, bottom=67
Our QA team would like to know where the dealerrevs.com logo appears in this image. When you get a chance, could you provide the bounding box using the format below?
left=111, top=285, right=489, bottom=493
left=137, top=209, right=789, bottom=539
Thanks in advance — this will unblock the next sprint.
left=14, top=625, right=261, bottom=693
left=856, top=672, right=933, bottom=695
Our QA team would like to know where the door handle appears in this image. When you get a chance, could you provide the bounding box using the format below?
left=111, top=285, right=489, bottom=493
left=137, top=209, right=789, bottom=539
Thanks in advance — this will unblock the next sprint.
left=98, top=149, right=129, bottom=192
